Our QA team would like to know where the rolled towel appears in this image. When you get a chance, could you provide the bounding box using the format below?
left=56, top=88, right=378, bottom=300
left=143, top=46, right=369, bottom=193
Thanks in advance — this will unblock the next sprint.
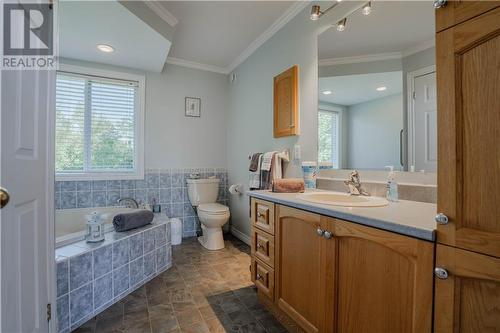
left=272, top=178, right=305, bottom=193
left=113, top=209, right=154, bottom=232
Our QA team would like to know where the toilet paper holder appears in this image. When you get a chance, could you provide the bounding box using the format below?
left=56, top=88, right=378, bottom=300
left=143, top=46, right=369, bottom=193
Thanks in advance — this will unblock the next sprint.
left=229, top=184, right=244, bottom=195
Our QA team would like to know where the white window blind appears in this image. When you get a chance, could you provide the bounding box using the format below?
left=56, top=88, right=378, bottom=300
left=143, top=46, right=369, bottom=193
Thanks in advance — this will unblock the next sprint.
left=56, top=72, right=139, bottom=176
left=318, top=110, right=339, bottom=168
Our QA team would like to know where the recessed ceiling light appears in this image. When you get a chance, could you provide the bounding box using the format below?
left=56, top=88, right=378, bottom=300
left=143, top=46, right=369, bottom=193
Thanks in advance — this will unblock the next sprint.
left=322, top=90, right=332, bottom=95
left=376, top=86, right=387, bottom=91
left=97, top=44, right=114, bottom=53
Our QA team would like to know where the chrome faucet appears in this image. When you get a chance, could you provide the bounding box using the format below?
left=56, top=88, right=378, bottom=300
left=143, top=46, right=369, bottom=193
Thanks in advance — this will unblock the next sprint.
left=344, top=171, right=369, bottom=196
left=117, top=197, right=139, bottom=209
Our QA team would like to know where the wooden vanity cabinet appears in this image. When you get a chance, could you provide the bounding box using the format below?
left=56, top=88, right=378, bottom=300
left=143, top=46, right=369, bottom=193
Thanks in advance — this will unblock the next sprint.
left=323, top=217, right=434, bottom=333
left=261, top=202, right=435, bottom=333
left=274, top=205, right=327, bottom=333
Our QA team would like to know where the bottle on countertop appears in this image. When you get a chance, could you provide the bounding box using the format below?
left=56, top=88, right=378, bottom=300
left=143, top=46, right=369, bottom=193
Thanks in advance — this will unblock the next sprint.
left=385, top=166, right=398, bottom=202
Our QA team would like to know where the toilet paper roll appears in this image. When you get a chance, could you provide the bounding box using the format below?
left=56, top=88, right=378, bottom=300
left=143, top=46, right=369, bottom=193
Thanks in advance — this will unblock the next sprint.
left=229, top=184, right=243, bottom=195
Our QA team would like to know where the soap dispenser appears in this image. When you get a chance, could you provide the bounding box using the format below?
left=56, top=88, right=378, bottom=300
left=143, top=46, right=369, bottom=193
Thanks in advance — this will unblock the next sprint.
left=385, top=166, right=399, bottom=202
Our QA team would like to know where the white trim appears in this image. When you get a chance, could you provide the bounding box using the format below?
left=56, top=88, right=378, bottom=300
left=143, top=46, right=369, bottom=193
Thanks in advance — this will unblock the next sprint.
left=143, top=1, right=178, bottom=27
left=319, top=39, right=435, bottom=67
left=227, top=1, right=310, bottom=73
left=166, top=57, right=229, bottom=75
left=406, top=65, right=436, bottom=169
left=163, top=2, right=309, bottom=75
left=319, top=52, right=402, bottom=66
left=230, top=226, right=251, bottom=245
left=401, top=39, right=435, bottom=58
left=55, top=63, right=145, bottom=181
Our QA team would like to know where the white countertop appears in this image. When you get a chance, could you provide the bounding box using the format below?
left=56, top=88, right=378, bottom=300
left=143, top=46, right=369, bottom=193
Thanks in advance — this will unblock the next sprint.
left=247, top=190, right=437, bottom=241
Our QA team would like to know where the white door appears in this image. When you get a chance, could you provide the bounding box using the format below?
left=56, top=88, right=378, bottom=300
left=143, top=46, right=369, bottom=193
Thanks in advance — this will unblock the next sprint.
left=0, top=58, right=56, bottom=333
left=411, top=71, right=437, bottom=172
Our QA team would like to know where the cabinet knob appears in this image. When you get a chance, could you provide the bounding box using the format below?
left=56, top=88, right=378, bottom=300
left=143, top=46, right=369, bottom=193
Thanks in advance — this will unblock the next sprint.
left=323, top=231, right=333, bottom=239
left=316, top=228, right=325, bottom=237
left=256, top=243, right=263, bottom=249
left=433, top=0, right=447, bottom=8
left=435, top=213, right=449, bottom=225
left=256, top=273, right=263, bottom=281
left=434, top=267, right=449, bottom=280
left=257, top=212, right=263, bottom=218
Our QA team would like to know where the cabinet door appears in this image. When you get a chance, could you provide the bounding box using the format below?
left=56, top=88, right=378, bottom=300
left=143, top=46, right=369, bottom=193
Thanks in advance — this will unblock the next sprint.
left=325, top=218, right=434, bottom=333
left=275, top=205, right=326, bottom=333
left=434, top=244, right=500, bottom=332
left=436, top=6, right=500, bottom=258
left=435, top=0, right=500, bottom=32
left=273, top=65, right=299, bottom=138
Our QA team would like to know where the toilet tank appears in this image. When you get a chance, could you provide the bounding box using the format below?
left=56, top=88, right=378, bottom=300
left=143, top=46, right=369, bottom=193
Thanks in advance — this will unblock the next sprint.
left=186, top=178, right=220, bottom=206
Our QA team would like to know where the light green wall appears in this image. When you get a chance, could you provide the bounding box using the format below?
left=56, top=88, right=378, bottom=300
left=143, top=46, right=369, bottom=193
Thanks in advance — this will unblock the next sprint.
left=226, top=2, right=363, bottom=238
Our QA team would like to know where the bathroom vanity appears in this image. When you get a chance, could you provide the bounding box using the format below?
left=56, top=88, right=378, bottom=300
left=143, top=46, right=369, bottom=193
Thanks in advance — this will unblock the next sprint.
left=248, top=191, right=436, bottom=333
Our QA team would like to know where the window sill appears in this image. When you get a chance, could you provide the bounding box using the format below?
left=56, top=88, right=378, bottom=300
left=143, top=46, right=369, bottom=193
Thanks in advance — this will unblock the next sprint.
left=55, top=171, right=144, bottom=181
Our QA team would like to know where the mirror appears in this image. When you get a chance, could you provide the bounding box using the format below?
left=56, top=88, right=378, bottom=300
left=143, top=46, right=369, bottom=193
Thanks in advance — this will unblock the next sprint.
left=317, top=1, right=436, bottom=172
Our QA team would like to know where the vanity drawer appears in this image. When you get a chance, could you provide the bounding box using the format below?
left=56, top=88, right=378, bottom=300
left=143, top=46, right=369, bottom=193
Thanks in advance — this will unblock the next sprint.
left=251, top=227, right=275, bottom=268
left=251, top=198, right=275, bottom=235
left=251, top=257, right=274, bottom=300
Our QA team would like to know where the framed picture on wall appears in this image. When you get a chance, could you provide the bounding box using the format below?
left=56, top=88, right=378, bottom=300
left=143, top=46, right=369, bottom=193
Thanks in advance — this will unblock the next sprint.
left=185, top=97, right=201, bottom=117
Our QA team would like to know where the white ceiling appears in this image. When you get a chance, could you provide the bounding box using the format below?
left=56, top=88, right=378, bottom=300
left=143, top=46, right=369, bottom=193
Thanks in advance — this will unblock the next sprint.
left=160, top=1, right=295, bottom=69
left=59, top=1, right=171, bottom=72
left=319, top=71, right=403, bottom=106
left=318, top=1, right=435, bottom=60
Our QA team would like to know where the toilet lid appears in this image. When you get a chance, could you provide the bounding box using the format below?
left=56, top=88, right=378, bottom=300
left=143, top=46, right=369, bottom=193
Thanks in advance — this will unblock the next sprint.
left=198, top=203, right=229, bottom=215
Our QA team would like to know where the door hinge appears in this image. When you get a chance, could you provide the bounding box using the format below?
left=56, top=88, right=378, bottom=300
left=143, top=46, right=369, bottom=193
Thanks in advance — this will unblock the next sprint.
left=412, top=91, right=416, bottom=99
left=47, top=303, right=52, bottom=322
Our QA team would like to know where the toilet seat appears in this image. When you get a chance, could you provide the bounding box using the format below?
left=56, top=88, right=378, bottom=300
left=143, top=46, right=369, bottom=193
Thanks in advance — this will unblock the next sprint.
left=198, top=203, right=229, bottom=215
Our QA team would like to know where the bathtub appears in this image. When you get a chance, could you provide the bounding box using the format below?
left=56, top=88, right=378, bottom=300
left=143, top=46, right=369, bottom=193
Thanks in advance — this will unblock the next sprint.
left=56, top=206, right=136, bottom=247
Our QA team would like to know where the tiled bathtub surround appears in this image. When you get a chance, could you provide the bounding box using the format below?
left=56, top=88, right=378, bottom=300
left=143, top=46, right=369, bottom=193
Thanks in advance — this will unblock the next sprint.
left=56, top=218, right=171, bottom=332
left=55, top=168, right=228, bottom=237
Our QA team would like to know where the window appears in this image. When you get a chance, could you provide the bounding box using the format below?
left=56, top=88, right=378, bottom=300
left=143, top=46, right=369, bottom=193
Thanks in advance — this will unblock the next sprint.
left=55, top=65, right=144, bottom=180
left=318, top=109, right=339, bottom=168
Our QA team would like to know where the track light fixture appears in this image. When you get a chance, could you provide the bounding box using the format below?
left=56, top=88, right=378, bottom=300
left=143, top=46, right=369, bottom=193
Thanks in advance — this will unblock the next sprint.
left=310, top=5, right=321, bottom=21
left=336, top=18, right=347, bottom=32
left=309, top=2, right=341, bottom=21
left=362, top=1, right=372, bottom=15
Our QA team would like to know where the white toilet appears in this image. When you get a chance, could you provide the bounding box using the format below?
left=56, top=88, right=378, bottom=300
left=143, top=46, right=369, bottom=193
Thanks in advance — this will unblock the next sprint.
left=186, top=178, right=230, bottom=250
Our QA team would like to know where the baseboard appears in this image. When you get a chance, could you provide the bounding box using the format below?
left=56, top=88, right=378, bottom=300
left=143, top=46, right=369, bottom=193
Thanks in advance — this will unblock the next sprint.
left=230, top=226, right=251, bottom=245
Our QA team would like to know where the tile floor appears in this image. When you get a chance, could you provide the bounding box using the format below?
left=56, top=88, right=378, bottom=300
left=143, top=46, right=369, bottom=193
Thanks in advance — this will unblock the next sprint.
left=73, top=235, right=287, bottom=333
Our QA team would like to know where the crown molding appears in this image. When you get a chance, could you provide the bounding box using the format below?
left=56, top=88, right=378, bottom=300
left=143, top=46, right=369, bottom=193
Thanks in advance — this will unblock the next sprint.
left=144, top=1, right=178, bottom=27
left=166, top=57, right=229, bottom=74
left=319, top=52, right=402, bottom=66
left=227, top=1, right=311, bottom=73
left=401, top=39, right=435, bottom=57
left=319, top=39, right=435, bottom=67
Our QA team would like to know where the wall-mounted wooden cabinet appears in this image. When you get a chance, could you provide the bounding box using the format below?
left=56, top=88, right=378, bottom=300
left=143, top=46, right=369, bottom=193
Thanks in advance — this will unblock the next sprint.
left=273, top=65, right=299, bottom=138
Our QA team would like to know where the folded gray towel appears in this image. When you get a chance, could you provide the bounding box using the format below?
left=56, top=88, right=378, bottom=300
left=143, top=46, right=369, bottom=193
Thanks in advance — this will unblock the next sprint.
left=113, top=209, right=154, bottom=232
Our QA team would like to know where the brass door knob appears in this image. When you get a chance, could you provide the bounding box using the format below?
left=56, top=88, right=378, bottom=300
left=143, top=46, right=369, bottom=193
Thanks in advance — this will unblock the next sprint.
left=0, top=187, right=10, bottom=209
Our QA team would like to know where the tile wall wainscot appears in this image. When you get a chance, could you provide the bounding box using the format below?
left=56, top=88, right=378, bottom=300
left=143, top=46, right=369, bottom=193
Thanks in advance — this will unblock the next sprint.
left=55, top=168, right=228, bottom=237
left=55, top=217, right=171, bottom=332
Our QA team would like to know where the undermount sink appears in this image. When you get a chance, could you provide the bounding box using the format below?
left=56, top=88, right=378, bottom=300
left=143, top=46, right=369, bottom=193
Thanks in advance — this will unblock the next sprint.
left=297, top=191, right=389, bottom=207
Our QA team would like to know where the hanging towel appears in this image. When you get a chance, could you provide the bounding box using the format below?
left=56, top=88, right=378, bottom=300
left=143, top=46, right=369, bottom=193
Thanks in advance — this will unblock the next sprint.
left=249, top=154, right=263, bottom=190
left=260, top=152, right=276, bottom=190
left=249, top=153, right=262, bottom=172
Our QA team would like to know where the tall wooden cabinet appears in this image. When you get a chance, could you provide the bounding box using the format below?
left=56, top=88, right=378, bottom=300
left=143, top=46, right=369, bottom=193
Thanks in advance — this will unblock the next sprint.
left=435, top=2, right=500, bottom=332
